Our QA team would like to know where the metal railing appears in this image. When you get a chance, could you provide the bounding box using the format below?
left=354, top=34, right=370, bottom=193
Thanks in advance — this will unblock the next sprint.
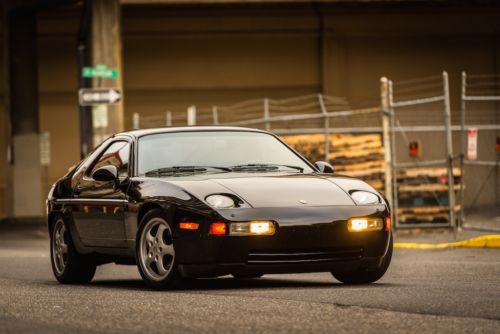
left=460, top=72, right=500, bottom=231
left=130, top=71, right=498, bottom=230
left=383, top=72, right=457, bottom=229
left=132, top=94, right=383, bottom=163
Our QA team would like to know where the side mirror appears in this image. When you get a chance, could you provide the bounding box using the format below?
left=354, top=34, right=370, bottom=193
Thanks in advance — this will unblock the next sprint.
left=314, top=161, right=335, bottom=174
left=92, top=165, right=118, bottom=182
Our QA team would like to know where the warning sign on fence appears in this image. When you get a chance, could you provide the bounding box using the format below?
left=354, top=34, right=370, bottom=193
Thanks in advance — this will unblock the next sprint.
left=467, top=128, right=477, bottom=161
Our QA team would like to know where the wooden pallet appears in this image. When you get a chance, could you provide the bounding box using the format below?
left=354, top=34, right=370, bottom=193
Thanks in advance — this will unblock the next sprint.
left=398, top=183, right=461, bottom=193
left=398, top=205, right=460, bottom=214
left=281, top=133, right=463, bottom=225
left=282, top=133, right=385, bottom=191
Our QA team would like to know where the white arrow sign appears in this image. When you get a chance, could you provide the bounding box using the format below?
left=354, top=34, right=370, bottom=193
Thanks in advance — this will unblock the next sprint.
left=78, top=88, right=122, bottom=106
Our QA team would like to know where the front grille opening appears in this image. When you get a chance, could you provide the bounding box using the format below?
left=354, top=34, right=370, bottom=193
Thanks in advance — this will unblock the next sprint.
left=246, top=247, right=363, bottom=265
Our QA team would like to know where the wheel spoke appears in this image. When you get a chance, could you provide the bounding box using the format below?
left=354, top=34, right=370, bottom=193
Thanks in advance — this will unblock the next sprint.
left=156, top=256, right=168, bottom=275
left=57, top=252, right=65, bottom=269
left=145, top=254, right=154, bottom=268
left=146, top=230, right=155, bottom=244
left=60, top=244, right=68, bottom=254
left=156, top=224, right=166, bottom=240
left=160, top=244, right=174, bottom=256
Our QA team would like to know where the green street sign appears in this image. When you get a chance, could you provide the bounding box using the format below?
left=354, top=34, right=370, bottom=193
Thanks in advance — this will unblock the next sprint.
left=82, top=64, right=119, bottom=79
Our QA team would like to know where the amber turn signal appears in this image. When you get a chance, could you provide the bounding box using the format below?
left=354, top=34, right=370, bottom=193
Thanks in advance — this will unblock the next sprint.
left=209, top=222, right=227, bottom=235
left=179, top=222, right=199, bottom=230
left=384, top=216, right=391, bottom=231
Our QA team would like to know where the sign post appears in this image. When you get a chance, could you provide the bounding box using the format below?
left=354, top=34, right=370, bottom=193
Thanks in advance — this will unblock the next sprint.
left=82, top=64, right=119, bottom=79
left=40, top=132, right=50, bottom=200
left=467, top=128, right=478, bottom=161
left=78, top=88, right=122, bottom=106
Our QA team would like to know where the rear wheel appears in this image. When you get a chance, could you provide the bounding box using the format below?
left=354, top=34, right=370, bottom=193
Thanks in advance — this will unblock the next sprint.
left=332, top=235, right=393, bottom=284
left=50, top=216, right=96, bottom=284
left=136, top=210, right=181, bottom=290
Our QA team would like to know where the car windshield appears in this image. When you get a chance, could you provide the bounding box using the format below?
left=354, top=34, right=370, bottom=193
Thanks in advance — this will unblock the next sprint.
left=137, top=131, right=314, bottom=176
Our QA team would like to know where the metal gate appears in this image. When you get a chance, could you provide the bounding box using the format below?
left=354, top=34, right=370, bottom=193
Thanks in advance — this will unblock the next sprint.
left=460, top=72, right=500, bottom=231
left=384, top=72, right=457, bottom=229
left=130, top=74, right=464, bottom=230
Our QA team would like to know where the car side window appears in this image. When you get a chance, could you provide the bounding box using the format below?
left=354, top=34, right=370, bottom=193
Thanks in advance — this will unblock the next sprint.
left=90, top=141, right=130, bottom=178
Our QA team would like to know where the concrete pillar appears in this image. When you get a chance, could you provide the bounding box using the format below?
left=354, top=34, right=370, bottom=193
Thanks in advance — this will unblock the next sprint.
left=4, top=8, right=43, bottom=218
left=91, top=0, right=124, bottom=146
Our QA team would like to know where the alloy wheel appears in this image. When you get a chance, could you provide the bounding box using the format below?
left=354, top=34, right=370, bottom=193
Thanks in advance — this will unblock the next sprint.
left=139, top=218, right=175, bottom=281
left=52, top=218, right=69, bottom=275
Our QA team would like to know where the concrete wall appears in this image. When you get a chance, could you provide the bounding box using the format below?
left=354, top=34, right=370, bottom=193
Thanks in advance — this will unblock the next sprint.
left=1, top=2, right=500, bottom=217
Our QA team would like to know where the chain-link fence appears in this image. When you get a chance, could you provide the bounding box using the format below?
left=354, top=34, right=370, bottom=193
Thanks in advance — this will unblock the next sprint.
left=383, top=72, right=458, bottom=229
left=131, top=71, right=500, bottom=230
left=132, top=94, right=386, bottom=194
left=460, top=72, right=500, bottom=231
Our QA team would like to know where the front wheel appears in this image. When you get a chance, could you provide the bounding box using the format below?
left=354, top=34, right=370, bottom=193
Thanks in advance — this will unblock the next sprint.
left=136, top=210, right=181, bottom=290
left=50, top=216, right=96, bottom=284
left=332, top=235, right=393, bottom=284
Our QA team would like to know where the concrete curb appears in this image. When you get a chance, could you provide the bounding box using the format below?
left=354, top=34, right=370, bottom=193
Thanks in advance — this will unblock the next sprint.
left=394, top=235, right=500, bottom=249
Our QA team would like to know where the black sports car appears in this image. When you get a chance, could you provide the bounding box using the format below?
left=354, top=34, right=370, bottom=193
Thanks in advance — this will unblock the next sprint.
left=47, top=127, right=392, bottom=289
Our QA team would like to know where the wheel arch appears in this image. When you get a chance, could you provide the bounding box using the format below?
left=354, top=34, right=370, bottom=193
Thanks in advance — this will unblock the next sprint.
left=137, top=202, right=170, bottom=227
left=48, top=212, right=58, bottom=233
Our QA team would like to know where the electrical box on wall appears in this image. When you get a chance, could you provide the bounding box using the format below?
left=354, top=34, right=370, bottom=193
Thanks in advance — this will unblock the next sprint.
left=409, top=140, right=422, bottom=157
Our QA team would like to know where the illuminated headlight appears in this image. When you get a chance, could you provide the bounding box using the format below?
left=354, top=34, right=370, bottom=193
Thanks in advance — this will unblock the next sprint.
left=229, top=221, right=276, bottom=236
left=350, top=191, right=380, bottom=205
left=206, top=194, right=235, bottom=209
left=348, top=218, right=383, bottom=232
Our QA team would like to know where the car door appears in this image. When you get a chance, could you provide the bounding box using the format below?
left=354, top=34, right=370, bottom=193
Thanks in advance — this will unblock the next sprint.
left=72, top=140, right=131, bottom=248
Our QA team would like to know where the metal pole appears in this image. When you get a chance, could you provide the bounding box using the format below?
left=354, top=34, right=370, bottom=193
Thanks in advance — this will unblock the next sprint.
left=91, top=0, right=125, bottom=144
left=212, top=106, right=219, bottom=125
left=264, top=98, right=270, bottom=131
left=459, top=71, right=467, bottom=229
left=77, top=0, right=92, bottom=158
left=166, top=111, right=172, bottom=127
left=388, top=80, right=399, bottom=228
left=443, top=71, right=456, bottom=232
left=318, top=94, right=330, bottom=162
left=187, top=105, right=196, bottom=126
left=380, top=77, right=393, bottom=209
left=132, top=112, right=139, bottom=129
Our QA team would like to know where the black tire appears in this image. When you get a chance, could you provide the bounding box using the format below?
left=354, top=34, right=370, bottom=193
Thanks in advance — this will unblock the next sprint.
left=135, top=209, right=181, bottom=290
left=50, top=215, right=96, bottom=284
left=332, top=235, right=393, bottom=284
left=232, top=273, right=264, bottom=279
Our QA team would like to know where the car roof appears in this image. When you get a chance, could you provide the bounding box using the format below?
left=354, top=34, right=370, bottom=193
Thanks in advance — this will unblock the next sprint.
left=114, top=126, right=270, bottom=140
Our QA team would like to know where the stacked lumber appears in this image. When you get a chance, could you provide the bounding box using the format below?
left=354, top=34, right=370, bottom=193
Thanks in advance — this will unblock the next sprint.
left=396, top=167, right=462, bottom=224
left=281, top=133, right=385, bottom=191
left=282, top=134, right=325, bottom=164
left=282, top=134, right=463, bottom=226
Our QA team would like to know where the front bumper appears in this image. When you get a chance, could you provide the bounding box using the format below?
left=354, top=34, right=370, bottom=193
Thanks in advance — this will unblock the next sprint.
left=178, top=257, right=384, bottom=278
left=175, top=205, right=391, bottom=277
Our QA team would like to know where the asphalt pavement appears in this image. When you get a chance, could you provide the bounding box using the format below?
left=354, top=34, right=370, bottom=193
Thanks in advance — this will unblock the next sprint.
left=0, top=224, right=499, bottom=334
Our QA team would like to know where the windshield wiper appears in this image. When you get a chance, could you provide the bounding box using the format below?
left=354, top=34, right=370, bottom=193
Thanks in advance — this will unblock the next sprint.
left=145, top=166, right=231, bottom=177
left=230, top=164, right=304, bottom=173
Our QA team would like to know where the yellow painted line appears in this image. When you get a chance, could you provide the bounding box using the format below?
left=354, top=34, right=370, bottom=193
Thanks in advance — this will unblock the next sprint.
left=394, top=235, right=500, bottom=249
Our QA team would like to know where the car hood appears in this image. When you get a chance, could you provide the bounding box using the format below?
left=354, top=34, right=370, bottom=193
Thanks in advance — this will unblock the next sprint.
left=164, top=172, right=357, bottom=208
